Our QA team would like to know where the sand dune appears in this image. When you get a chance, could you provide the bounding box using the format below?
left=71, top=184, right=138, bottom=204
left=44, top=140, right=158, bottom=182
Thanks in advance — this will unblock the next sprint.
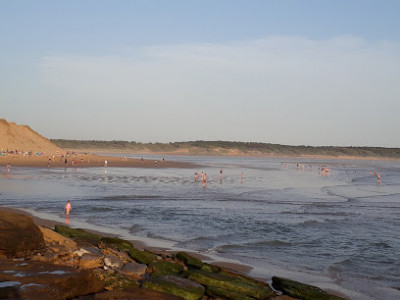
left=0, top=119, right=195, bottom=169
left=0, top=119, right=62, bottom=154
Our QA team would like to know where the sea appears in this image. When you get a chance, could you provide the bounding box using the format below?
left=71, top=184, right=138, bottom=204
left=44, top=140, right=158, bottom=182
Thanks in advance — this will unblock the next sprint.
left=0, top=155, right=399, bottom=300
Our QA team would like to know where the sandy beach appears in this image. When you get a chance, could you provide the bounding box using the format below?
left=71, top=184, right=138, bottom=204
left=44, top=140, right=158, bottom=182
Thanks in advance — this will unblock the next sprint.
left=59, top=146, right=400, bottom=163
left=0, top=153, right=196, bottom=169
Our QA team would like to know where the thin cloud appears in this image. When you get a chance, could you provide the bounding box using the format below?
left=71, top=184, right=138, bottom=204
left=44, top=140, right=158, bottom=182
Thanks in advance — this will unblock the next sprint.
left=39, top=36, right=400, bottom=146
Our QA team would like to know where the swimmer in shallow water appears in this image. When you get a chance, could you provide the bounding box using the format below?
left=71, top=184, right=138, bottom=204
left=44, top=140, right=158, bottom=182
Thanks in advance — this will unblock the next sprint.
left=65, top=200, right=71, bottom=215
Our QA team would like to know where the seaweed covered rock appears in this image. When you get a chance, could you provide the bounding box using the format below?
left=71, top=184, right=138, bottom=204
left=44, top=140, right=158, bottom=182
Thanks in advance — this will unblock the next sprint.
left=91, top=286, right=183, bottom=299
left=175, top=252, right=220, bottom=274
left=188, top=270, right=275, bottom=299
left=200, top=262, right=221, bottom=273
left=272, top=277, right=346, bottom=300
left=128, top=247, right=158, bottom=265
left=143, top=275, right=205, bottom=300
left=101, top=236, right=134, bottom=252
left=176, top=252, right=203, bottom=270
left=54, top=225, right=101, bottom=244
left=0, top=208, right=45, bottom=258
left=206, top=285, right=255, bottom=300
left=152, top=260, right=184, bottom=276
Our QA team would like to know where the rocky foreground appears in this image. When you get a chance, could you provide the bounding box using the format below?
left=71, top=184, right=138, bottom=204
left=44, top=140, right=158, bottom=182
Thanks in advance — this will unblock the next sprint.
left=0, top=208, right=346, bottom=300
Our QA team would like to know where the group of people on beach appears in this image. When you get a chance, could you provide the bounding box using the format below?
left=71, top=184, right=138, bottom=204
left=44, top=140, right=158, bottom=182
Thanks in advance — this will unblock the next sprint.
left=194, top=170, right=208, bottom=188
left=194, top=170, right=210, bottom=188
left=194, top=168, right=245, bottom=187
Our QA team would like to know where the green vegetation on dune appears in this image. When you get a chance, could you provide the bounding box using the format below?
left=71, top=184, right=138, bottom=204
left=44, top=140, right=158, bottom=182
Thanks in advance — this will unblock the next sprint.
left=51, top=139, right=400, bottom=159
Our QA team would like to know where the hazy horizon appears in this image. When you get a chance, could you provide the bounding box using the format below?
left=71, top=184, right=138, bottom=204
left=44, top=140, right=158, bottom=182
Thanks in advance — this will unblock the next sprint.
left=1, top=1, right=400, bottom=147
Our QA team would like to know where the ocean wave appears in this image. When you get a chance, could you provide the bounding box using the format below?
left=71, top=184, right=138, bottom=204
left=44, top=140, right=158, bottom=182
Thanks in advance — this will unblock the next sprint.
left=282, top=211, right=353, bottom=217
left=302, top=220, right=320, bottom=226
left=371, top=242, right=392, bottom=249
left=125, top=224, right=144, bottom=234
left=326, top=258, right=354, bottom=277
left=90, top=206, right=114, bottom=212
left=85, top=195, right=163, bottom=202
left=215, top=239, right=292, bottom=253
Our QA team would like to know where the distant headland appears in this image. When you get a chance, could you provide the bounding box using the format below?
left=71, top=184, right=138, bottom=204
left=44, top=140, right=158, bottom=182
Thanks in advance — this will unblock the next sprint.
left=52, top=139, right=400, bottom=160
left=1, top=118, right=399, bottom=161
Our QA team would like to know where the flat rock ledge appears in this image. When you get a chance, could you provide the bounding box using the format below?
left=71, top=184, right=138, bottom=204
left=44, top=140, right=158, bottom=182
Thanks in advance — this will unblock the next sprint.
left=0, top=208, right=346, bottom=300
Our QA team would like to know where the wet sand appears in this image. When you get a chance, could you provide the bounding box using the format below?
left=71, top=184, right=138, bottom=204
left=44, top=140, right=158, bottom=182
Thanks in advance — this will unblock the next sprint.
left=0, top=153, right=196, bottom=169
left=57, top=147, right=400, bottom=162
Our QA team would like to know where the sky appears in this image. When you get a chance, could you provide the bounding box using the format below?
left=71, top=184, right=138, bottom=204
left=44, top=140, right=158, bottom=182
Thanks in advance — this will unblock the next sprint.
left=1, top=0, right=400, bottom=147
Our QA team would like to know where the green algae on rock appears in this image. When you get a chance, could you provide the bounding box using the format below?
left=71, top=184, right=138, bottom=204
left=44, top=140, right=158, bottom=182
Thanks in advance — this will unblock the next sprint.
left=206, top=285, right=255, bottom=300
left=200, top=262, right=221, bottom=273
left=100, top=237, right=135, bottom=252
left=151, top=260, right=184, bottom=276
left=54, top=225, right=101, bottom=243
left=176, top=252, right=203, bottom=270
left=128, top=247, right=158, bottom=265
left=143, top=275, right=205, bottom=300
left=272, top=276, right=346, bottom=300
left=188, top=270, right=274, bottom=299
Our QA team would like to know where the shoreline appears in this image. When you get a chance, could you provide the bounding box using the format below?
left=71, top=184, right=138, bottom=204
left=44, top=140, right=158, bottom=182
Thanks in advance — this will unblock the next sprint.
left=60, top=147, right=400, bottom=162
left=1, top=149, right=398, bottom=171
left=2, top=206, right=354, bottom=299
left=5, top=206, right=254, bottom=276
left=1, top=206, right=287, bottom=299
left=0, top=153, right=197, bottom=169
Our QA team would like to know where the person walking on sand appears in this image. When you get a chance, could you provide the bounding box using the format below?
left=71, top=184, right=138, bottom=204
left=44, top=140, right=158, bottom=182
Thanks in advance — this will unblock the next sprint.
left=104, top=160, right=108, bottom=168
left=219, top=168, right=223, bottom=182
left=65, top=200, right=71, bottom=215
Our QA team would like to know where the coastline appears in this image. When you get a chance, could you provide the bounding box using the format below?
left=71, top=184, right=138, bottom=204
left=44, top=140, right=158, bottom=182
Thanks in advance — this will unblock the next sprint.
left=59, top=147, right=400, bottom=162
left=5, top=206, right=253, bottom=276
left=2, top=206, right=352, bottom=299
left=2, top=206, right=286, bottom=299
left=1, top=148, right=398, bottom=171
left=0, top=153, right=196, bottom=169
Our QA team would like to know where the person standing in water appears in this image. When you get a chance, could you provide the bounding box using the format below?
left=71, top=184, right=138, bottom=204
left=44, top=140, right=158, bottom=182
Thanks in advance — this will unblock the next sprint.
left=65, top=200, right=71, bottom=215
left=219, top=168, right=223, bottom=182
left=202, top=173, right=208, bottom=188
left=375, top=171, right=381, bottom=184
